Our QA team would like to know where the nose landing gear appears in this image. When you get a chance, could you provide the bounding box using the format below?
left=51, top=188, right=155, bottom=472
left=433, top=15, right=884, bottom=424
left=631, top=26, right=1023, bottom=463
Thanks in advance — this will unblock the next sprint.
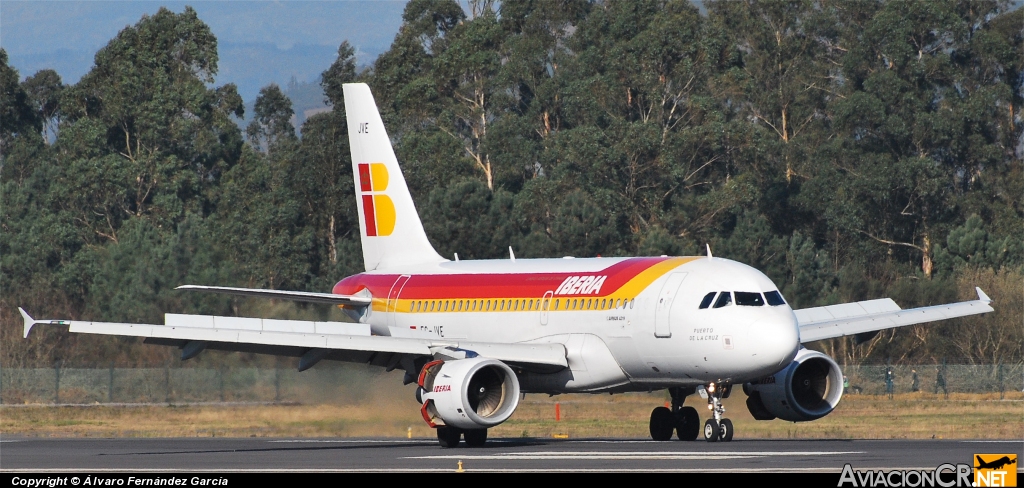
left=700, top=382, right=734, bottom=442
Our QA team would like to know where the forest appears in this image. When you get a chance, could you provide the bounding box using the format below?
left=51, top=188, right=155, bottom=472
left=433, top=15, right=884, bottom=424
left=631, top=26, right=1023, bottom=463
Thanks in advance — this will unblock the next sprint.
left=1, top=0, right=1021, bottom=370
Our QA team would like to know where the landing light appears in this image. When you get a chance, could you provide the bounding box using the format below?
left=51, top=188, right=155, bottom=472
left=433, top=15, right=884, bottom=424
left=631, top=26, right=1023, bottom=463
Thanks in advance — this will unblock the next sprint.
left=708, top=383, right=716, bottom=393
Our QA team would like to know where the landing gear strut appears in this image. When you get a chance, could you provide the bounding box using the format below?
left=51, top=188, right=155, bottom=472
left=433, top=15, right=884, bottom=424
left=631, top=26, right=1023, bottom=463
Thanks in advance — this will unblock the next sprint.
left=700, top=382, right=734, bottom=442
left=648, top=387, right=700, bottom=441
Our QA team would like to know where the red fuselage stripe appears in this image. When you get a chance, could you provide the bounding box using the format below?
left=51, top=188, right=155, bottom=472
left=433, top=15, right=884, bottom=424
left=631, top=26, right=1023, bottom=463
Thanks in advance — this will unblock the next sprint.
left=333, top=256, right=673, bottom=299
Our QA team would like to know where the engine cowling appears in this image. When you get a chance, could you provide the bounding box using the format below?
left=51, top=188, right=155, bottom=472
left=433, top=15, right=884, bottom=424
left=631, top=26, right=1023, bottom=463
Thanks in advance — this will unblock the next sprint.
left=418, top=357, right=521, bottom=430
left=743, top=348, right=844, bottom=422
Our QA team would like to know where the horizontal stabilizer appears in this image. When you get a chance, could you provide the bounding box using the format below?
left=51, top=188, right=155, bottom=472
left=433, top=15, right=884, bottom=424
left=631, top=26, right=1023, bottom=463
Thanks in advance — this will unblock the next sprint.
left=796, top=287, right=994, bottom=343
left=176, top=285, right=372, bottom=307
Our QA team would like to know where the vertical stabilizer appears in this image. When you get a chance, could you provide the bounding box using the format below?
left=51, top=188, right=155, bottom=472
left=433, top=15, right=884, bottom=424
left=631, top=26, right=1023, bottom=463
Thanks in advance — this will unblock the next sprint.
left=343, top=83, right=446, bottom=271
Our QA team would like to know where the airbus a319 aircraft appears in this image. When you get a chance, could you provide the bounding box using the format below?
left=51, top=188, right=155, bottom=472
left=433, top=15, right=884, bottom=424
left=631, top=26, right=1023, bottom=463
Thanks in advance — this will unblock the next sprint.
left=21, top=83, right=995, bottom=447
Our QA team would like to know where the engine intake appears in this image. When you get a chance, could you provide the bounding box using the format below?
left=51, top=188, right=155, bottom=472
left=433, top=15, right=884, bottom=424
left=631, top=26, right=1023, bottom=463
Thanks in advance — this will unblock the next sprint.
left=418, top=357, right=521, bottom=430
left=742, top=348, right=843, bottom=422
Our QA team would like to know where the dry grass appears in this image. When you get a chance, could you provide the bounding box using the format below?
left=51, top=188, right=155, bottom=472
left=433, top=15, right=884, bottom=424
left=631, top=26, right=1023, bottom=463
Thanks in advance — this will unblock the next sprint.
left=3, top=390, right=1021, bottom=440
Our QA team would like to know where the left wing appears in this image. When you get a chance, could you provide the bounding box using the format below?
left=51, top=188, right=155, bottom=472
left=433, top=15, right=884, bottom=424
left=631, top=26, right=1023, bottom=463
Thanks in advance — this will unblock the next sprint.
left=795, top=287, right=993, bottom=344
left=18, top=308, right=568, bottom=373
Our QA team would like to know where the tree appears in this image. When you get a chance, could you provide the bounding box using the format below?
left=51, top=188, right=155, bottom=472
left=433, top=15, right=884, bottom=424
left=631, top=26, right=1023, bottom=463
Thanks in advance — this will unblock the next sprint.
left=21, top=69, right=64, bottom=142
left=247, top=84, right=297, bottom=152
left=0, top=49, right=41, bottom=153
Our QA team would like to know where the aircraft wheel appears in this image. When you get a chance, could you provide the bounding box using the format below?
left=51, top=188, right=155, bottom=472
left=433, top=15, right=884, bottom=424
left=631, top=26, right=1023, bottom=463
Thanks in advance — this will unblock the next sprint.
left=464, top=429, right=487, bottom=447
left=703, top=419, right=720, bottom=442
left=437, top=426, right=461, bottom=448
left=676, top=406, right=700, bottom=441
left=649, top=407, right=674, bottom=441
left=719, top=418, right=734, bottom=442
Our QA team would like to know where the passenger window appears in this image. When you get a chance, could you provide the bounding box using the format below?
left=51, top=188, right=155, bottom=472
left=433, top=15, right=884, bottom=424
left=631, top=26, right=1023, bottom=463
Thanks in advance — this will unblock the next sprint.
left=713, top=292, right=732, bottom=308
left=699, top=292, right=716, bottom=309
left=629, top=298, right=634, bottom=309
left=735, top=292, right=765, bottom=306
left=765, top=290, right=786, bottom=306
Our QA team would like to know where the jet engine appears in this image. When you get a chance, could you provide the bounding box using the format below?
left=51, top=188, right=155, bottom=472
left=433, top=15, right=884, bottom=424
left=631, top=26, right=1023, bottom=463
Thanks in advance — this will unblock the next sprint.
left=417, top=357, right=521, bottom=430
left=742, top=348, right=844, bottom=422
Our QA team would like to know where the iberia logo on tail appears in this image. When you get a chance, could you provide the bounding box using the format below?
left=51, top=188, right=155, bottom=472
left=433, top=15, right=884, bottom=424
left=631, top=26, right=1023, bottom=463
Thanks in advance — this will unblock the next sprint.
left=358, top=162, right=395, bottom=237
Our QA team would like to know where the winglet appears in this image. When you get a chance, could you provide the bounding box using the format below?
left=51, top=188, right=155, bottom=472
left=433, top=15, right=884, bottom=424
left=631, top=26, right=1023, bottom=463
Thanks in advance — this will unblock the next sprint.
left=19, top=307, right=36, bottom=338
left=976, top=287, right=992, bottom=304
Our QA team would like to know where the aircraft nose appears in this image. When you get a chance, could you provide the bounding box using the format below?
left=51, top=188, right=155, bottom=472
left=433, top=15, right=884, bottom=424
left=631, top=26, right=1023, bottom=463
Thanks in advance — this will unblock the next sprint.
left=747, top=311, right=799, bottom=371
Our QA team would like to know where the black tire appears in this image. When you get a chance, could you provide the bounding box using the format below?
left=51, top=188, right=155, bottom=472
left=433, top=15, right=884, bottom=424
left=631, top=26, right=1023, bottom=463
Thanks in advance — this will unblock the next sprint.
left=703, top=419, right=720, bottom=442
left=437, top=426, right=461, bottom=448
left=649, top=407, right=674, bottom=441
left=676, top=406, right=700, bottom=441
left=719, top=418, right=734, bottom=442
left=464, top=429, right=487, bottom=447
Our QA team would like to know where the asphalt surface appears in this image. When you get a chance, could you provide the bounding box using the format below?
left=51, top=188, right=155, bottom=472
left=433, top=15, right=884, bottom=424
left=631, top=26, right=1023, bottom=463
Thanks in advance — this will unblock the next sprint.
left=2, top=437, right=1022, bottom=472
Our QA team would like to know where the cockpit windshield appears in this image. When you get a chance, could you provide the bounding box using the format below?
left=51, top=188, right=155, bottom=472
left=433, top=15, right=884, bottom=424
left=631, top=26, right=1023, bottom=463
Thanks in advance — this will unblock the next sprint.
left=712, top=292, right=732, bottom=308
left=698, top=292, right=716, bottom=309
left=700, top=290, right=787, bottom=308
left=735, top=292, right=765, bottom=306
left=764, top=290, right=786, bottom=306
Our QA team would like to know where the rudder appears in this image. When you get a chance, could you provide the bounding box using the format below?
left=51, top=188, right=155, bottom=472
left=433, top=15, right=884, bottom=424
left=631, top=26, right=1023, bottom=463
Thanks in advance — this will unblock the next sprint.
left=343, top=83, right=445, bottom=271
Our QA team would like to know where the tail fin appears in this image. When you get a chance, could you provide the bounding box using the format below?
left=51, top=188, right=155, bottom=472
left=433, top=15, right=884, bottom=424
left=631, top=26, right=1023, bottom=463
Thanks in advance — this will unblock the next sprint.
left=342, top=83, right=445, bottom=271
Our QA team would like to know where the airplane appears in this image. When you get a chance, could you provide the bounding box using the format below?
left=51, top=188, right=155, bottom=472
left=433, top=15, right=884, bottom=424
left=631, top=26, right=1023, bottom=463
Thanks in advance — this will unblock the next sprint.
left=20, top=83, right=996, bottom=448
left=976, top=455, right=1017, bottom=471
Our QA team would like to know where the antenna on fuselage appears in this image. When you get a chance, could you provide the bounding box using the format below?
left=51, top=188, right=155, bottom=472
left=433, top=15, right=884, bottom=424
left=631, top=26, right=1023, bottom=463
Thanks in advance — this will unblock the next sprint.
left=706, top=244, right=713, bottom=260
left=454, top=253, right=459, bottom=261
left=509, top=246, right=516, bottom=261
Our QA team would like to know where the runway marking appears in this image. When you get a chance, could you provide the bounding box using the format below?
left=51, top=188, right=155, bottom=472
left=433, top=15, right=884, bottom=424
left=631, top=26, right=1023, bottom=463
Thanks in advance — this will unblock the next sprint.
left=268, top=439, right=425, bottom=444
left=961, top=440, right=1024, bottom=443
left=406, top=450, right=862, bottom=461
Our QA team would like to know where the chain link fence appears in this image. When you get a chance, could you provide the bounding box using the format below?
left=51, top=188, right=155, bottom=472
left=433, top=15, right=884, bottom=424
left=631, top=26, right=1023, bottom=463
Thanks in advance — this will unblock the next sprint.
left=0, top=364, right=394, bottom=405
left=841, top=363, right=1024, bottom=397
left=1, top=362, right=1021, bottom=405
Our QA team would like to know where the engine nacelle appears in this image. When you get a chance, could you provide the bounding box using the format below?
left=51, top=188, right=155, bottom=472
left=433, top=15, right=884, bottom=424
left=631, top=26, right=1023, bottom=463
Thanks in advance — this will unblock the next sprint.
left=743, top=348, right=844, bottom=422
left=418, top=357, right=521, bottom=430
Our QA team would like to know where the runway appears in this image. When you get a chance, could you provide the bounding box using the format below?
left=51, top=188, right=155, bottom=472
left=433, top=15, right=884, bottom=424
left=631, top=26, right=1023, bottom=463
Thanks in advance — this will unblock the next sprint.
left=3, top=437, right=1022, bottom=472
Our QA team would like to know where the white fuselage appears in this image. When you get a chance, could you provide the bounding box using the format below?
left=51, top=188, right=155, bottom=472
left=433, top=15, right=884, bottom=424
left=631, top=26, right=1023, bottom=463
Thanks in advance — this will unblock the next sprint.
left=334, top=255, right=800, bottom=393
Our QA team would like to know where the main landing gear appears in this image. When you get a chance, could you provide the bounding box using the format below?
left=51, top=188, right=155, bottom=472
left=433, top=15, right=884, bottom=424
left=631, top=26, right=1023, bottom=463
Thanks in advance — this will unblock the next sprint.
left=436, top=426, right=488, bottom=448
left=649, top=386, right=701, bottom=441
left=648, top=383, right=735, bottom=442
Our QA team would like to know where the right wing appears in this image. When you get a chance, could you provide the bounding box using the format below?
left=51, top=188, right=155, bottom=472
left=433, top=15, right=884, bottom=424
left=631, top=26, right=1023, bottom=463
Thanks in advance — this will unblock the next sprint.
left=18, top=308, right=568, bottom=373
left=795, top=287, right=994, bottom=344
left=175, top=285, right=372, bottom=307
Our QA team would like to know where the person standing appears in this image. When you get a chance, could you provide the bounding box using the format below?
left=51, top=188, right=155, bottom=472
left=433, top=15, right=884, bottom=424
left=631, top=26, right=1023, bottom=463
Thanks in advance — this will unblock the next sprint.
left=935, top=365, right=947, bottom=397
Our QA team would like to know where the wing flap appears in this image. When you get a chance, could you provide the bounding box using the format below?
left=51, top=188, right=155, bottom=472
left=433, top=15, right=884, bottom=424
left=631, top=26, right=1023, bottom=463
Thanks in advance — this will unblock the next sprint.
left=175, top=285, right=372, bottom=307
left=797, top=288, right=993, bottom=343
